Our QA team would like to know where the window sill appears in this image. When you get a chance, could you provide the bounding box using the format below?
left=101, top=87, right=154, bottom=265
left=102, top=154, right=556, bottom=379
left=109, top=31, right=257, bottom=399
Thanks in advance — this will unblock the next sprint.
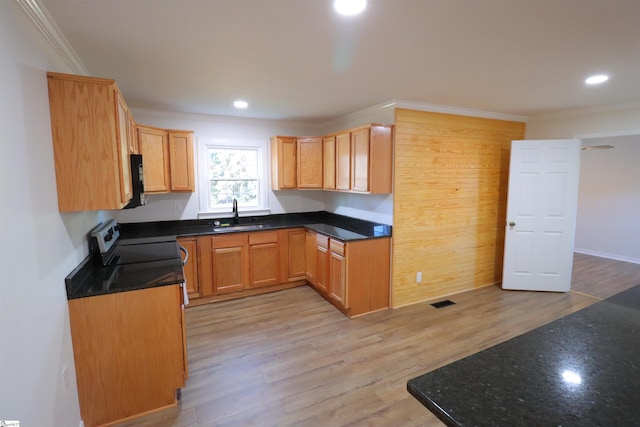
left=197, top=208, right=271, bottom=219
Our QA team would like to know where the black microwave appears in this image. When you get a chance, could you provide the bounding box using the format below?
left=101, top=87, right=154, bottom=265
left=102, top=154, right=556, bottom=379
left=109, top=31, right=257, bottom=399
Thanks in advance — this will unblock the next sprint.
left=124, top=154, right=146, bottom=209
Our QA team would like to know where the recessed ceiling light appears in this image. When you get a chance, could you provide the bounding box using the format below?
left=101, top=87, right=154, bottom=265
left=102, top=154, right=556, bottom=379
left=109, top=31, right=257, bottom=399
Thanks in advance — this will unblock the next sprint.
left=585, top=74, right=609, bottom=85
left=334, top=0, right=366, bottom=16
left=233, top=100, right=248, bottom=109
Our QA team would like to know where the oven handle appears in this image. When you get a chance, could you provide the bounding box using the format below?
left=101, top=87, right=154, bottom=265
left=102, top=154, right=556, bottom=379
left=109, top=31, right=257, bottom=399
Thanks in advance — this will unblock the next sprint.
left=179, top=245, right=189, bottom=266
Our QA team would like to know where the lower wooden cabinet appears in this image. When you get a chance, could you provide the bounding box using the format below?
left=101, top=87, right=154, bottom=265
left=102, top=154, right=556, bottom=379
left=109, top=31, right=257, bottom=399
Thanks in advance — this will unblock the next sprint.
left=249, top=231, right=280, bottom=287
left=309, top=234, right=391, bottom=317
left=187, top=228, right=390, bottom=317
left=68, top=285, right=187, bottom=427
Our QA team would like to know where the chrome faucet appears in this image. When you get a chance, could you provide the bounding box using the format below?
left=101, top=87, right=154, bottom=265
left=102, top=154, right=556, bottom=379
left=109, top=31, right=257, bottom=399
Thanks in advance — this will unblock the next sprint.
left=232, top=198, right=239, bottom=224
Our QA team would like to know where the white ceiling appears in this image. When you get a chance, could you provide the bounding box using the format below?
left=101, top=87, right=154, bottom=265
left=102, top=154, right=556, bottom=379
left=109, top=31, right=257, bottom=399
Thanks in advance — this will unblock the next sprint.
left=39, top=0, right=640, bottom=123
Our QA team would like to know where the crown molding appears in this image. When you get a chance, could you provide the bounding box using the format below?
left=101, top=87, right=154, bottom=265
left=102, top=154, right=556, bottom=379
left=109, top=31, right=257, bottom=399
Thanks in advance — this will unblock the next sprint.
left=16, top=0, right=89, bottom=75
left=390, top=99, right=529, bottom=122
left=527, top=101, right=640, bottom=122
left=131, top=107, right=322, bottom=133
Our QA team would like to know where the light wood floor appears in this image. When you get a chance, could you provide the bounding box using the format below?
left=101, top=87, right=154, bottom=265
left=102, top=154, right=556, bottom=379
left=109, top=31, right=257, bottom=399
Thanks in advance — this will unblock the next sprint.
left=119, top=253, right=640, bottom=427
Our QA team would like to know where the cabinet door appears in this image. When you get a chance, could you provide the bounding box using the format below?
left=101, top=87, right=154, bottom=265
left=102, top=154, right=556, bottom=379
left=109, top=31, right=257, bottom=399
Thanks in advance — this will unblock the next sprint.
left=315, top=234, right=329, bottom=292
left=305, top=231, right=317, bottom=285
left=68, top=285, right=184, bottom=427
left=211, top=234, right=249, bottom=293
left=169, top=131, right=195, bottom=192
left=138, top=126, right=170, bottom=193
left=329, top=240, right=347, bottom=307
left=351, top=127, right=370, bottom=192
left=336, top=132, right=351, bottom=191
left=297, top=137, right=323, bottom=189
left=323, top=136, right=336, bottom=190
left=287, top=229, right=306, bottom=280
left=116, top=94, right=133, bottom=204
left=178, top=237, right=200, bottom=299
left=271, top=136, right=297, bottom=190
left=127, top=110, right=138, bottom=154
left=249, top=231, right=280, bottom=287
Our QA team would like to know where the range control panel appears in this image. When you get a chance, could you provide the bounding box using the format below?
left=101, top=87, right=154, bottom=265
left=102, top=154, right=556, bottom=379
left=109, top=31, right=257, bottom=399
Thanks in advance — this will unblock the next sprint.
left=89, top=219, right=121, bottom=254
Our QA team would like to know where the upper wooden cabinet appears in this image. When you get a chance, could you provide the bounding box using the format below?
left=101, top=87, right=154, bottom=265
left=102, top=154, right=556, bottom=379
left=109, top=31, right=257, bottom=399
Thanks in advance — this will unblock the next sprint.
left=335, top=132, right=352, bottom=191
left=350, top=125, right=393, bottom=194
left=271, top=136, right=297, bottom=190
left=271, top=124, right=393, bottom=194
left=138, top=126, right=170, bottom=193
left=138, top=126, right=195, bottom=193
left=296, top=137, right=323, bottom=189
left=47, top=72, right=134, bottom=211
left=169, top=130, right=195, bottom=191
left=323, top=136, right=336, bottom=190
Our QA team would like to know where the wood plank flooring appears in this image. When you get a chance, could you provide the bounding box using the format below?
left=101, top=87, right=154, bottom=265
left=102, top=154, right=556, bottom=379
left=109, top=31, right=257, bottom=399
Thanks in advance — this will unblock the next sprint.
left=118, top=253, right=640, bottom=427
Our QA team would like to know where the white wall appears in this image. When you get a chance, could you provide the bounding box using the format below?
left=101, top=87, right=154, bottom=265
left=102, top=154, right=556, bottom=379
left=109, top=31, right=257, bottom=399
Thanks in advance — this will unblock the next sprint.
left=526, top=105, right=640, bottom=263
left=0, top=2, right=96, bottom=426
left=575, top=135, right=640, bottom=263
left=112, top=110, right=328, bottom=223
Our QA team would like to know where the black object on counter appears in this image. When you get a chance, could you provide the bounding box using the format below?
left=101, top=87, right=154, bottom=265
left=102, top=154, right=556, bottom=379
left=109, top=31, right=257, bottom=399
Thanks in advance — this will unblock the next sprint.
left=407, top=284, right=640, bottom=427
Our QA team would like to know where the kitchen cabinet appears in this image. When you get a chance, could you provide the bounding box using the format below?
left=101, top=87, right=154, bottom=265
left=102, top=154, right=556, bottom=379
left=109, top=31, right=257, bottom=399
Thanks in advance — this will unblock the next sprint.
left=323, top=136, right=336, bottom=190
left=68, top=284, right=187, bottom=427
left=47, top=72, right=133, bottom=211
left=271, top=136, right=297, bottom=190
left=296, top=137, right=323, bottom=189
left=335, top=132, right=351, bottom=191
left=315, top=234, right=329, bottom=292
left=305, top=231, right=317, bottom=286
left=249, top=231, right=281, bottom=287
left=138, top=125, right=170, bottom=193
left=178, top=237, right=200, bottom=299
left=328, top=240, right=346, bottom=305
left=309, top=234, right=391, bottom=317
left=169, top=130, right=195, bottom=191
left=209, top=233, right=249, bottom=293
left=127, top=110, right=138, bottom=154
left=350, top=125, right=393, bottom=194
left=283, top=228, right=306, bottom=281
left=138, top=126, right=195, bottom=193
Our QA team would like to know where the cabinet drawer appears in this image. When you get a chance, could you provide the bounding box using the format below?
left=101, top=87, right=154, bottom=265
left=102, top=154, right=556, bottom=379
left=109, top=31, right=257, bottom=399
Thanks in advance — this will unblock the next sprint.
left=316, top=233, right=329, bottom=248
left=329, top=239, right=345, bottom=256
left=249, top=230, right=278, bottom=245
left=211, top=233, right=248, bottom=248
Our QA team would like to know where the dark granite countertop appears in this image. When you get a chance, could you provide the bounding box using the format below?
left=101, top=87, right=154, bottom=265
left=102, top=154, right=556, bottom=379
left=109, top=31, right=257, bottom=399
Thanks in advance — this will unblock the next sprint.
left=66, top=212, right=391, bottom=300
left=65, top=256, right=184, bottom=300
left=407, top=284, right=640, bottom=427
left=118, top=211, right=392, bottom=242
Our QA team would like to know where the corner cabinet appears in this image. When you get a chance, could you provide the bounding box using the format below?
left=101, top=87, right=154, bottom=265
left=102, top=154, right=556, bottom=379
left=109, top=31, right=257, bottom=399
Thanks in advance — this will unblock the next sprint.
left=47, top=72, right=133, bottom=211
left=68, top=285, right=187, bottom=427
left=307, top=234, right=391, bottom=317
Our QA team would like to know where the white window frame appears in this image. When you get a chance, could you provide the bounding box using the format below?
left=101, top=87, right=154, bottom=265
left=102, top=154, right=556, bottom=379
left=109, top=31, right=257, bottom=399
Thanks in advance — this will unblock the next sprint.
left=197, top=138, right=270, bottom=218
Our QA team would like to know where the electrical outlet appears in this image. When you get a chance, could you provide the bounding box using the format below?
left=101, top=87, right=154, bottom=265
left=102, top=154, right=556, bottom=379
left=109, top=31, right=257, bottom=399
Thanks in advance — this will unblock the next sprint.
left=416, top=272, right=422, bottom=283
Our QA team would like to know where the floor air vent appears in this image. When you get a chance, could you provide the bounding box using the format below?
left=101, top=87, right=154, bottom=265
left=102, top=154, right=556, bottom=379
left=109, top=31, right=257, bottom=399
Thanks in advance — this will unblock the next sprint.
left=431, top=300, right=455, bottom=309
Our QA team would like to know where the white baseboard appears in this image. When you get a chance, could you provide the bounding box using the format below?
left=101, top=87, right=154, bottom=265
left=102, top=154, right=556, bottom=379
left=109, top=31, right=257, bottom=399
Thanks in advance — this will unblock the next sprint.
left=574, top=249, right=640, bottom=265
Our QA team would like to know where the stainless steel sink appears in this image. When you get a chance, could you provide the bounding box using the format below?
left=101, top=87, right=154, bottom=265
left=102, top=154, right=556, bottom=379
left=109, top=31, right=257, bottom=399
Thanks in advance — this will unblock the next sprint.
left=212, top=223, right=268, bottom=233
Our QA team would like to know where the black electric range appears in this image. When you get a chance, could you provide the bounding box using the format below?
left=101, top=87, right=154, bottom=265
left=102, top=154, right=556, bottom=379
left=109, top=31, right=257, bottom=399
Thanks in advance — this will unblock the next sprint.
left=65, top=220, right=185, bottom=299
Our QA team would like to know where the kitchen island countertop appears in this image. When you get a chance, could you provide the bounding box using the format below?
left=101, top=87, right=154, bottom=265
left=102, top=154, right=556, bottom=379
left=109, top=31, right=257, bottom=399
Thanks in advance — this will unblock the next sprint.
left=407, top=284, right=640, bottom=427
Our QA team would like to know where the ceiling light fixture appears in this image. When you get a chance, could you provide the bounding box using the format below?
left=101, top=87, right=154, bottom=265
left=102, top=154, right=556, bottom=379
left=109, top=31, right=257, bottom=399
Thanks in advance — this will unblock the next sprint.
left=334, top=0, right=366, bottom=16
left=233, top=100, right=248, bottom=109
left=585, top=74, right=609, bottom=85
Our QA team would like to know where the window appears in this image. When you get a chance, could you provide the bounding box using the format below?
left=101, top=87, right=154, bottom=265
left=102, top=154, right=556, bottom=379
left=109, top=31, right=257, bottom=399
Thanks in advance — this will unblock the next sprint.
left=198, top=139, right=269, bottom=215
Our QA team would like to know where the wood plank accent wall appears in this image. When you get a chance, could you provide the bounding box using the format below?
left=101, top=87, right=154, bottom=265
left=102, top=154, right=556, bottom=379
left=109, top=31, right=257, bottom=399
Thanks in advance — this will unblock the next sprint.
left=392, top=108, right=526, bottom=307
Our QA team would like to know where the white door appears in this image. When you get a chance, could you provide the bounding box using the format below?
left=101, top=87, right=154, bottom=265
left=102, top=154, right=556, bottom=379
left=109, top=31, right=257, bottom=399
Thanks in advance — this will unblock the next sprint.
left=502, top=139, right=581, bottom=291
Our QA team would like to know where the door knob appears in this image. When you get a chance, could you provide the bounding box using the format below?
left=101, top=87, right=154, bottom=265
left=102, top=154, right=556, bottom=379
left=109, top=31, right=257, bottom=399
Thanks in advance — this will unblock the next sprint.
left=508, top=221, right=516, bottom=227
